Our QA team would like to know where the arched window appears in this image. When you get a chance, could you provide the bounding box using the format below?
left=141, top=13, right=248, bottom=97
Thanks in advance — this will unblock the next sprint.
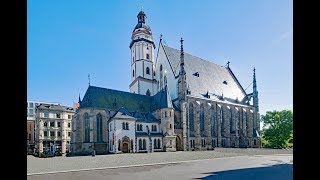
left=133, top=70, right=135, bottom=77
left=165, top=111, right=167, bottom=117
left=238, top=110, right=241, bottom=134
left=230, top=109, right=233, bottom=133
left=154, top=139, right=157, bottom=148
left=146, top=53, right=150, bottom=60
left=126, top=122, right=129, bottom=130
left=158, top=139, right=160, bottom=149
left=146, top=89, right=151, bottom=96
left=133, top=56, right=134, bottom=63
left=139, top=139, right=142, bottom=150
left=122, top=122, right=125, bottom=130
left=170, top=111, right=171, bottom=117
left=189, top=103, right=194, bottom=131
left=210, top=108, right=215, bottom=137
left=143, top=139, right=146, bottom=150
left=220, top=107, right=224, bottom=133
left=84, top=113, right=90, bottom=142
left=96, top=113, right=103, bottom=142
left=146, top=67, right=150, bottom=74
left=200, top=105, right=205, bottom=132
left=140, top=124, right=143, bottom=131
left=160, top=64, right=163, bottom=71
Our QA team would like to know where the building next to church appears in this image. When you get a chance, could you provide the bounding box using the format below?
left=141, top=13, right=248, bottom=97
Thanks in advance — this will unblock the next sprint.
left=35, top=104, right=75, bottom=156
left=27, top=100, right=60, bottom=154
left=71, top=10, right=261, bottom=155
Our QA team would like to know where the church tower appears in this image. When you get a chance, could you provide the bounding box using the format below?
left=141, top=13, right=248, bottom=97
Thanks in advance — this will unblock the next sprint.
left=253, top=67, right=259, bottom=112
left=129, top=11, right=158, bottom=96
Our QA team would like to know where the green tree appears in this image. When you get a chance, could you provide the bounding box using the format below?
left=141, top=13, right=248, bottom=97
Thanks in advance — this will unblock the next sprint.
left=261, top=110, right=293, bottom=149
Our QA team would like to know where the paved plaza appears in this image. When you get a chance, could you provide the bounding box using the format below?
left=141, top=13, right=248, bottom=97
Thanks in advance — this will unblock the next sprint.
left=27, top=148, right=292, bottom=175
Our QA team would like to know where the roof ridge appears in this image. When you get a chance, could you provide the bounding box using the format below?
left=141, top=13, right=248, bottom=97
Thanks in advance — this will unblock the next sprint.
left=89, top=85, right=153, bottom=98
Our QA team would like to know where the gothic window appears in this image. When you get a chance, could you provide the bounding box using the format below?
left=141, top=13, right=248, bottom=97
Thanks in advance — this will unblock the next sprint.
left=133, top=56, right=134, bottom=63
left=200, top=105, right=205, bottom=132
left=143, top=139, right=146, bottom=150
left=210, top=108, right=215, bottom=137
left=139, top=139, right=142, bottom=150
left=165, top=111, right=167, bottom=117
left=146, top=67, right=150, bottom=74
left=122, top=122, right=125, bottom=130
left=154, top=139, right=157, bottom=148
left=160, top=64, right=163, bottom=71
left=230, top=109, right=233, bottom=133
left=146, top=89, right=151, bottom=96
left=146, top=53, right=150, bottom=60
left=84, top=113, right=90, bottom=142
left=157, top=139, right=160, bottom=148
left=238, top=111, right=241, bottom=134
left=131, top=139, right=134, bottom=151
left=189, top=103, right=194, bottom=131
left=220, top=107, right=224, bottom=133
left=133, top=70, right=135, bottom=77
left=96, top=113, right=103, bottom=142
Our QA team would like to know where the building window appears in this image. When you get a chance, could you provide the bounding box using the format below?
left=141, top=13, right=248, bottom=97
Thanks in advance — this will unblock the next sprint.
left=44, top=131, right=47, bottom=137
left=68, top=123, right=71, bottom=128
left=165, top=111, right=167, bottom=117
left=122, top=122, right=125, bottom=130
left=169, top=124, right=172, bottom=129
left=118, top=140, right=121, bottom=151
left=160, top=64, right=163, bottom=71
left=133, top=70, right=135, bottom=77
left=57, top=122, right=61, bottom=127
left=153, top=71, right=155, bottom=76
left=50, top=131, right=55, bottom=137
left=133, top=56, right=134, bottom=63
left=230, top=109, right=233, bottom=133
left=44, top=122, right=48, bottom=127
left=44, top=112, right=49, bottom=118
left=97, top=114, right=103, bottom=142
left=146, top=67, right=150, bottom=74
left=164, top=76, right=167, bottom=86
left=170, top=140, right=172, bottom=146
left=131, top=139, right=134, bottom=151
left=201, top=139, right=206, bottom=147
left=58, top=132, right=61, bottom=137
left=238, top=111, right=241, bottom=132
left=220, top=107, right=224, bottom=133
left=68, top=132, right=71, bottom=137
left=143, top=139, right=146, bottom=150
left=210, top=108, right=215, bottom=137
left=189, top=103, right=194, bottom=131
left=50, top=121, right=55, bottom=127
left=137, top=124, right=143, bottom=131
left=170, top=111, right=171, bottom=117
left=154, top=139, right=157, bottom=148
left=139, top=139, right=142, bottom=150
left=56, top=114, right=61, bottom=118
left=146, top=53, right=150, bottom=60
left=29, top=102, right=34, bottom=108
left=28, top=109, right=34, bottom=115
left=200, top=105, right=205, bottom=132
left=152, top=125, right=157, bottom=132
left=68, top=115, right=71, bottom=119
left=146, top=89, right=151, bottom=96
left=158, top=139, right=160, bottom=149
left=84, top=113, right=90, bottom=142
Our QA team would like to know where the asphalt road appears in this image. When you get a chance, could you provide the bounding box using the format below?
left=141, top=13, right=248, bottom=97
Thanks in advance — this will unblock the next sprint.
left=27, top=154, right=293, bottom=180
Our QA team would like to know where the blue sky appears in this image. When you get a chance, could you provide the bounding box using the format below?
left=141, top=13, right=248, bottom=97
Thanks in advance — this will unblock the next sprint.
left=27, top=0, right=292, bottom=116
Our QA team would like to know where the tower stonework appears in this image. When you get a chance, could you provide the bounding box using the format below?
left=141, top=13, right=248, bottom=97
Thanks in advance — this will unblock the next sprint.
left=129, top=11, right=158, bottom=96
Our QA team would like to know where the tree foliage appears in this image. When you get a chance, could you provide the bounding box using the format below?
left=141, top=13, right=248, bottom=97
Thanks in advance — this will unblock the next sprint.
left=261, top=110, right=293, bottom=149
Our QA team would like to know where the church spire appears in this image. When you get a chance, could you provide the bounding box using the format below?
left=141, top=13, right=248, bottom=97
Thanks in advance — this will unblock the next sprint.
left=180, top=37, right=185, bottom=74
left=253, top=67, right=259, bottom=112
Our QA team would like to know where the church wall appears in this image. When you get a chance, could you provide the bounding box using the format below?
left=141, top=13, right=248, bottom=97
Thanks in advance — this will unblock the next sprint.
left=139, top=80, right=156, bottom=96
left=135, top=122, right=161, bottom=134
left=110, top=118, right=136, bottom=153
left=130, top=81, right=138, bottom=94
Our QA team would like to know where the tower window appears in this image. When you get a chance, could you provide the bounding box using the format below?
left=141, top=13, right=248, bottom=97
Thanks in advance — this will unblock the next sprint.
left=160, top=64, right=163, bottom=71
left=146, top=67, right=150, bottom=74
left=146, top=53, right=150, bottom=60
left=133, top=70, right=135, bottom=77
left=133, top=57, right=134, bottom=63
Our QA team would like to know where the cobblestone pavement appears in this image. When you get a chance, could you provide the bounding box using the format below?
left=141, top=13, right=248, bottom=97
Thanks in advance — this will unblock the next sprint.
left=27, top=148, right=293, bottom=175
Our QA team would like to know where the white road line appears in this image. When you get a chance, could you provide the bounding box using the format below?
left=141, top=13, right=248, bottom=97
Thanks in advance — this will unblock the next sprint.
left=27, top=154, right=292, bottom=176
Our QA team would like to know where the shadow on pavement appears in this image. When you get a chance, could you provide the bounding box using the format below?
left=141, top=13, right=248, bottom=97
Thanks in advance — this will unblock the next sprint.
left=194, top=164, right=293, bottom=180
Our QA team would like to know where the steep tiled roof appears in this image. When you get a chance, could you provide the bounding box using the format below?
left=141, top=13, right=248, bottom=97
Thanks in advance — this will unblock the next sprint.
left=36, top=104, right=75, bottom=112
left=162, top=45, right=248, bottom=102
left=80, top=86, right=171, bottom=115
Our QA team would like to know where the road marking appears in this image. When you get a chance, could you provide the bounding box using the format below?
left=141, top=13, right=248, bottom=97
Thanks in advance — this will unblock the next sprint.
left=27, top=155, right=248, bottom=176
left=253, top=154, right=293, bottom=157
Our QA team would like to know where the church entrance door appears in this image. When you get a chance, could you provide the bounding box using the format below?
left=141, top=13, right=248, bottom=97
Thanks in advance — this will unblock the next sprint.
left=122, top=143, right=129, bottom=153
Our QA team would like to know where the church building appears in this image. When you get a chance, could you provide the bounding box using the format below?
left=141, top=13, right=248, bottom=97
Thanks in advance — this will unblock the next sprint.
left=71, top=10, right=261, bottom=155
